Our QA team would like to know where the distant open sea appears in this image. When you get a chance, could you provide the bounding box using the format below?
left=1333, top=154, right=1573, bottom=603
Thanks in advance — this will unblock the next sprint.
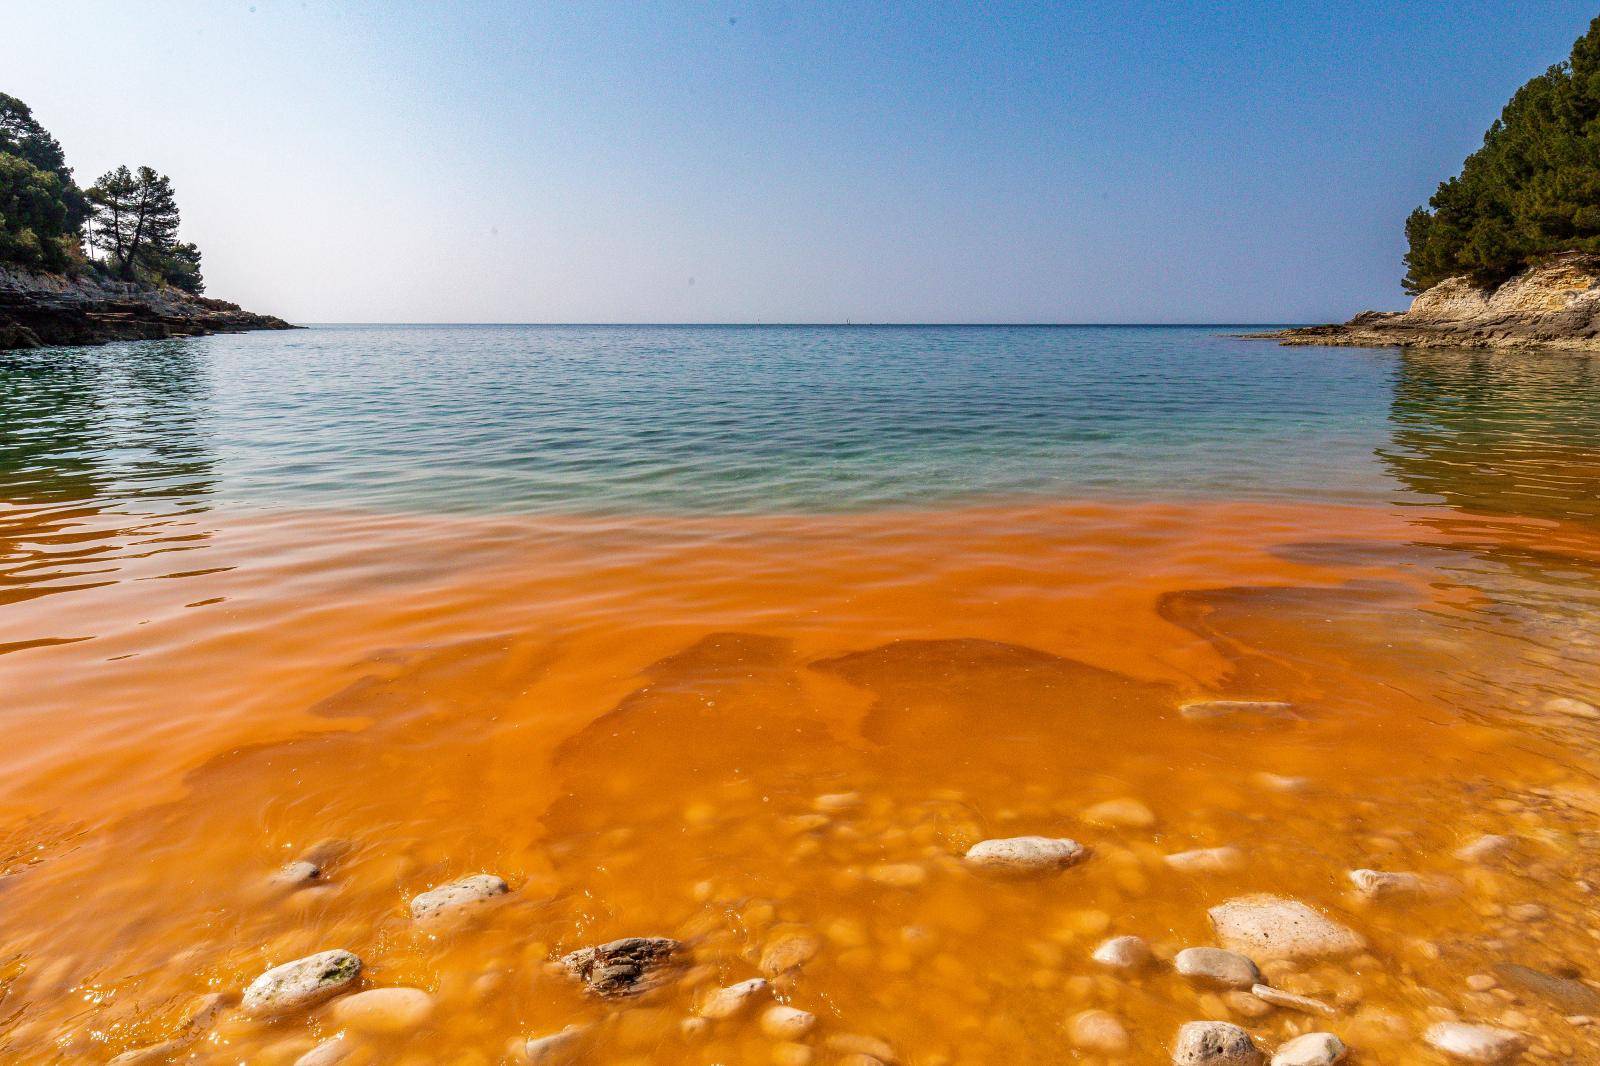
left=12, top=323, right=1595, bottom=519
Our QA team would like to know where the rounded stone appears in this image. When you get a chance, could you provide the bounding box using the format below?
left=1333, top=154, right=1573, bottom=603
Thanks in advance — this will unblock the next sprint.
left=1083, top=798, right=1157, bottom=828
left=759, top=928, right=821, bottom=974
left=761, top=1005, right=818, bottom=1040
left=294, top=1036, right=356, bottom=1066
left=1092, top=934, right=1154, bottom=971
left=521, top=1025, right=588, bottom=1064
left=825, top=1033, right=896, bottom=1061
left=1423, top=1022, right=1527, bottom=1063
left=326, top=987, right=435, bottom=1032
left=1175, top=947, right=1262, bottom=990
left=1271, top=1032, right=1348, bottom=1066
left=694, top=977, right=769, bottom=1019
left=964, top=836, right=1086, bottom=874
left=409, top=873, right=509, bottom=922
left=242, top=950, right=363, bottom=1016
left=1069, top=1009, right=1131, bottom=1054
left=1172, top=1021, right=1264, bottom=1065
left=1208, top=896, right=1365, bottom=961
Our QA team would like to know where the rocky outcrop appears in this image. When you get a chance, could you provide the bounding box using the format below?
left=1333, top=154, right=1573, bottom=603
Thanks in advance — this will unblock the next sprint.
left=1251, top=253, right=1600, bottom=351
left=0, top=264, right=295, bottom=350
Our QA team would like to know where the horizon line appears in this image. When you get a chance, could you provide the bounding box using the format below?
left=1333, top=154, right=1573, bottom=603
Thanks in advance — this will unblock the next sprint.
left=294, top=321, right=1316, bottom=329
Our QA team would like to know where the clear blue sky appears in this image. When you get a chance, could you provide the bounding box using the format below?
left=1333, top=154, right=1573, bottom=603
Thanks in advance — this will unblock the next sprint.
left=5, top=2, right=1596, bottom=323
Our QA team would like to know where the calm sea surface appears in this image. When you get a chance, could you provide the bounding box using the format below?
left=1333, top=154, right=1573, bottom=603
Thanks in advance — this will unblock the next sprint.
left=6, top=327, right=1600, bottom=1063
left=3, top=324, right=1596, bottom=519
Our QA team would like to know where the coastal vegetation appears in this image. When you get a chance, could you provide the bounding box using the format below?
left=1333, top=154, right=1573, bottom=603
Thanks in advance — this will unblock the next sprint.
left=0, top=92, right=203, bottom=292
left=1403, top=15, right=1600, bottom=292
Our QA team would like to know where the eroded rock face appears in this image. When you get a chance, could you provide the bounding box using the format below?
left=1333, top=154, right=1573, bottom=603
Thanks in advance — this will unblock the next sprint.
left=1208, top=896, right=1365, bottom=961
left=0, top=263, right=296, bottom=351
left=560, top=936, right=684, bottom=997
left=1252, top=254, right=1600, bottom=352
left=242, top=950, right=362, bottom=1016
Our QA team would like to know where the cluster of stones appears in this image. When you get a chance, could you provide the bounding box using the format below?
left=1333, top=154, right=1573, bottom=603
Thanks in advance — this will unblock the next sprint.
left=107, top=697, right=1568, bottom=1064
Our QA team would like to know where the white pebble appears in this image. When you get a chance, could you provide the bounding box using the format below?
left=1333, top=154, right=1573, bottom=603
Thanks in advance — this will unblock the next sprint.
left=1423, top=1021, right=1527, bottom=1063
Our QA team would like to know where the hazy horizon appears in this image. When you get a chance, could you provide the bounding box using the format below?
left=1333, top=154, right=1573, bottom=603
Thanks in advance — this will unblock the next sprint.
left=7, top=1, right=1597, bottom=325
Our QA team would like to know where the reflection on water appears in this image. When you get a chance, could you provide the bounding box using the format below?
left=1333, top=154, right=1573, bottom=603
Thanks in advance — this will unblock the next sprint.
left=1381, top=347, right=1600, bottom=525
left=0, top=342, right=217, bottom=622
left=2, top=332, right=1600, bottom=1062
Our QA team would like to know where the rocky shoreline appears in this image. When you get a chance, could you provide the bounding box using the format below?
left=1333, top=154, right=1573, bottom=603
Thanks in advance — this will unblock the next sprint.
left=0, top=264, right=296, bottom=350
left=92, top=694, right=1600, bottom=1066
left=1247, top=254, right=1600, bottom=353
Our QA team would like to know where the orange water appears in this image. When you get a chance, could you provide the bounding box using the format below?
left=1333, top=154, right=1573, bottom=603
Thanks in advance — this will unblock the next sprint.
left=3, top=498, right=1600, bottom=1064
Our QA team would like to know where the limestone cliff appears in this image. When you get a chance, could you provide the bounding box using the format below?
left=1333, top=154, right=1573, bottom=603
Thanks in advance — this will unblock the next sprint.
left=1252, top=254, right=1600, bottom=352
left=0, top=265, right=295, bottom=350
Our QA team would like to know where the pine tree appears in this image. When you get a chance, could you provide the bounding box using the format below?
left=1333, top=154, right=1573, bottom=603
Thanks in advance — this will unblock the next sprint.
left=1403, top=16, right=1600, bottom=291
left=87, top=165, right=203, bottom=291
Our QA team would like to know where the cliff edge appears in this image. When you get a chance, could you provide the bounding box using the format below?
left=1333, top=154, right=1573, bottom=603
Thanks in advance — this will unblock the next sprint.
left=1251, top=254, right=1600, bottom=352
left=0, top=265, right=296, bottom=350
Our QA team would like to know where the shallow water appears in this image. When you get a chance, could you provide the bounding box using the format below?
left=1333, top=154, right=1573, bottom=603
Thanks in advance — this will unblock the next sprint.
left=2, top=328, right=1600, bottom=1064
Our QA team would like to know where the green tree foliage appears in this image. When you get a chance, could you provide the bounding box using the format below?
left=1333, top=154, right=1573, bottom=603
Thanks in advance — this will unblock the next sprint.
left=1404, top=16, right=1600, bottom=292
left=87, top=165, right=204, bottom=293
left=0, top=92, right=89, bottom=270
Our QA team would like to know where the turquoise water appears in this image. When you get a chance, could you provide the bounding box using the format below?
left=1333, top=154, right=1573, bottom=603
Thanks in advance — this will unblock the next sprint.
left=3, top=325, right=1599, bottom=520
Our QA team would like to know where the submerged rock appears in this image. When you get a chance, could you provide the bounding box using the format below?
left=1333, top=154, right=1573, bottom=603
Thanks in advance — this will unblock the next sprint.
left=1208, top=895, right=1365, bottom=961
left=409, top=874, right=509, bottom=922
left=759, top=928, right=821, bottom=974
left=295, top=1036, right=356, bottom=1066
left=1454, top=834, right=1515, bottom=863
left=1423, top=1021, right=1527, bottom=1063
left=326, top=987, right=435, bottom=1032
left=1347, top=868, right=1456, bottom=900
left=270, top=860, right=324, bottom=888
left=964, top=835, right=1087, bottom=874
left=1251, top=983, right=1335, bottom=1017
left=1069, top=1009, right=1131, bottom=1054
left=1083, top=797, right=1158, bottom=828
left=1544, top=696, right=1600, bottom=719
left=299, top=838, right=355, bottom=865
left=519, top=1025, right=589, bottom=1064
left=1270, top=1032, right=1347, bottom=1066
left=1492, top=963, right=1600, bottom=1013
left=1172, top=1020, right=1264, bottom=1065
left=825, top=1033, right=897, bottom=1061
left=695, top=977, right=769, bottom=1018
left=1166, top=847, right=1245, bottom=874
left=1180, top=700, right=1297, bottom=723
left=242, top=950, right=363, bottom=1016
left=864, top=862, right=926, bottom=887
left=560, top=936, right=684, bottom=997
left=761, top=1005, right=818, bottom=1039
left=109, top=1041, right=187, bottom=1065
left=1175, top=947, right=1261, bottom=990
left=1092, top=934, right=1154, bottom=971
